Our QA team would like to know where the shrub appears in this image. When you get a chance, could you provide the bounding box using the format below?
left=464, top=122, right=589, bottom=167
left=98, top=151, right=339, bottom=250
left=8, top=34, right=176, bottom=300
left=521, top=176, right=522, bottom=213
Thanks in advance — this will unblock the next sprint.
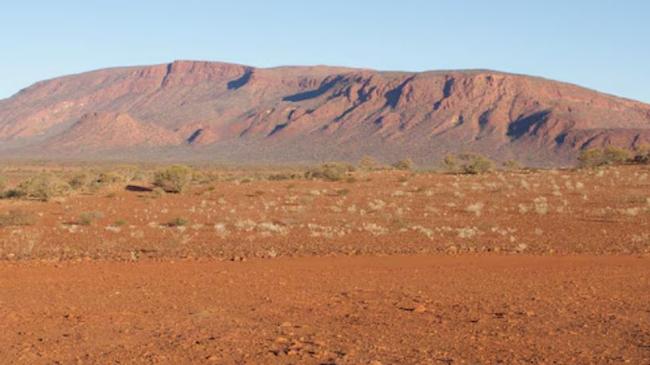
left=305, top=162, right=355, bottom=182
left=442, top=154, right=459, bottom=172
left=632, top=145, right=650, bottom=165
left=578, top=146, right=632, bottom=168
left=1, top=189, right=25, bottom=199
left=166, top=217, right=188, bottom=227
left=502, top=160, right=522, bottom=170
left=78, top=211, right=104, bottom=226
left=603, top=146, right=631, bottom=165
left=0, top=210, right=36, bottom=227
left=392, top=159, right=414, bottom=171
left=16, top=174, right=71, bottom=201
left=268, top=172, right=301, bottom=181
left=578, top=148, right=605, bottom=168
left=0, top=175, right=6, bottom=193
left=69, top=173, right=91, bottom=190
left=459, top=154, right=494, bottom=174
left=443, top=154, right=494, bottom=174
left=95, top=171, right=124, bottom=186
left=153, top=165, right=193, bottom=193
left=358, top=156, right=380, bottom=171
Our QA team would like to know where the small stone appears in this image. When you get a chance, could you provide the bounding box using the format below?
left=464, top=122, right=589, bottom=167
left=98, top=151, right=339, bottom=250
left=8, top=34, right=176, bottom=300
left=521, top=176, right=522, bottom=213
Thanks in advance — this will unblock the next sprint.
left=413, top=304, right=427, bottom=313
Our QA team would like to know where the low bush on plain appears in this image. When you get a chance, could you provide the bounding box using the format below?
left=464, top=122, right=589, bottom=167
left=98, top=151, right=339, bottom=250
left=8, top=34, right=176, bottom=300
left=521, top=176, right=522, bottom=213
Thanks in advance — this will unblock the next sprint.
left=78, top=211, right=105, bottom=226
left=443, top=154, right=494, bottom=174
left=16, top=174, right=71, bottom=201
left=153, top=165, right=193, bottom=193
left=0, top=210, right=37, bottom=227
left=578, top=146, right=635, bottom=168
left=305, top=162, right=355, bottom=181
left=392, top=159, right=414, bottom=171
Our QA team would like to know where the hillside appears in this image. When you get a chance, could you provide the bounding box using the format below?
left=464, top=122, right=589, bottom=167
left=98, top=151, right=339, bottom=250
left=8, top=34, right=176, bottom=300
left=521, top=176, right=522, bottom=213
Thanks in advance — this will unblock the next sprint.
left=1, top=60, right=649, bottom=166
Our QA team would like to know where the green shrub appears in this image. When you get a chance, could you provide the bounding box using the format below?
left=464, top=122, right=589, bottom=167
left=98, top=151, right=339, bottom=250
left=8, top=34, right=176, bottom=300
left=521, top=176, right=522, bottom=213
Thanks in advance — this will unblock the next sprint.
left=603, top=146, right=631, bottom=165
left=305, top=162, right=355, bottom=181
left=16, top=174, right=71, bottom=201
left=462, top=154, right=494, bottom=174
left=443, top=154, right=494, bottom=174
left=578, top=146, right=632, bottom=168
left=392, top=159, right=414, bottom=171
left=578, top=148, right=605, bottom=168
left=153, top=165, right=193, bottom=193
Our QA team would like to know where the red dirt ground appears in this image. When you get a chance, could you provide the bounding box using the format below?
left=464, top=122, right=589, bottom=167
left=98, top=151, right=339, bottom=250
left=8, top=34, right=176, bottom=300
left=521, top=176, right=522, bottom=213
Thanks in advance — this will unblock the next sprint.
left=1, top=165, right=649, bottom=364
left=1, top=255, right=649, bottom=364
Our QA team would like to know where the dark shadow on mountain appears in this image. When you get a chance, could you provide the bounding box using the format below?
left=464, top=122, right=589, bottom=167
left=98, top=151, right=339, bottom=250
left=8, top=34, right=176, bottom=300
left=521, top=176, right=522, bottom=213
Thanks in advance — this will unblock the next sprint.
left=479, top=110, right=491, bottom=129
left=385, top=76, right=415, bottom=108
left=283, top=76, right=344, bottom=102
left=227, top=68, right=254, bottom=90
left=187, top=129, right=203, bottom=144
left=443, top=77, right=455, bottom=98
left=507, top=110, right=551, bottom=140
left=268, top=123, right=288, bottom=137
left=554, top=132, right=568, bottom=145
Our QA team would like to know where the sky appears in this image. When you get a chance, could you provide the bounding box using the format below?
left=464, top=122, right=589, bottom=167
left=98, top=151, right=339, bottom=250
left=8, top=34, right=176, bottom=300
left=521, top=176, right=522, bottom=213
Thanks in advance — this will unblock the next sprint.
left=1, top=0, right=649, bottom=102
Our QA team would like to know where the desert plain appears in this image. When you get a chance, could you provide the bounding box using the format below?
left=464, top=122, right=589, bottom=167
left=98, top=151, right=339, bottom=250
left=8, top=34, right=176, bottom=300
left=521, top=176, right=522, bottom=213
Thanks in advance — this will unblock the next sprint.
left=0, top=163, right=649, bottom=364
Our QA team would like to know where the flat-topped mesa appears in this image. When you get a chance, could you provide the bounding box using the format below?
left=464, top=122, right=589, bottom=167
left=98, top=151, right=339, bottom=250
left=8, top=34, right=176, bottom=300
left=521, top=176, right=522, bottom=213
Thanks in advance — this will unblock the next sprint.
left=159, top=60, right=251, bottom=88
left=0, top=60, right=649, bottom=165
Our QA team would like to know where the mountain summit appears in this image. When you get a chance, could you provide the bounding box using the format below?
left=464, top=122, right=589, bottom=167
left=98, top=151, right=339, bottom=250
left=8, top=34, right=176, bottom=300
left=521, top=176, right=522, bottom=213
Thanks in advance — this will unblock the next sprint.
left=1, top=60, right=649, bottom=166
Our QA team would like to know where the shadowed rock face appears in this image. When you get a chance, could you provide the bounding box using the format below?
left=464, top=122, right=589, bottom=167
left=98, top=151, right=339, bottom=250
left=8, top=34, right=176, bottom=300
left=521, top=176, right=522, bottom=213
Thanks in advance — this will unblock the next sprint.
left=1, top=60, right=649, bottom=166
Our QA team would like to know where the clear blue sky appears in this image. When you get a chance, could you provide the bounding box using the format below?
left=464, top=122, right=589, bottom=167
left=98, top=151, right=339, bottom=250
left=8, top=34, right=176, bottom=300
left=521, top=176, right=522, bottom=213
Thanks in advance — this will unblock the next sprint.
left=1, top=0, right=649, bottom=102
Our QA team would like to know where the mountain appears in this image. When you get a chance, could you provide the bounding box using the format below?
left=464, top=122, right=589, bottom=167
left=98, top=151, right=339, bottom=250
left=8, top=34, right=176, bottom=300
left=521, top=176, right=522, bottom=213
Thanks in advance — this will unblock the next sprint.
left=1, top=60, right=649, bottom=166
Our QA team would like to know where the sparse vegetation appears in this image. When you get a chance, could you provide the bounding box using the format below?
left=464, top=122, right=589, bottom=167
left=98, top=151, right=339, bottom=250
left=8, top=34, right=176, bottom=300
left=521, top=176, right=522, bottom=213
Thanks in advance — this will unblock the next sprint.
left=166, top=217, right=189, bottom=227
left=578, top=146, right=638, bottom=168
left=603, top=146, right=632, bottom=165
left=443, top=154, right=494, bottom=174
left=392, top=158, right=414, bottom=171
left=305, top=162, right=355, bottom=181
left=358, top=156, right=381, bottom=171
left=632, top=145, right=650, bottom=164
left=502, top=160, right=522, bottom=171
left=16, top=174, right=71, bottom=201
left=461, top=154, right=494, bottom=174
left=69, top=173, right=91, bottom=190
left=442, top=154, right=459, bottom=172
left=0, top=161, right=648, bottom=261
left=578, top=148, right=605, bottom=168
left=153, top=165, right=193, bottom=193
left=0, top=209, right=37, bottom=227
left=78, top=211, right=105, bottom=226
